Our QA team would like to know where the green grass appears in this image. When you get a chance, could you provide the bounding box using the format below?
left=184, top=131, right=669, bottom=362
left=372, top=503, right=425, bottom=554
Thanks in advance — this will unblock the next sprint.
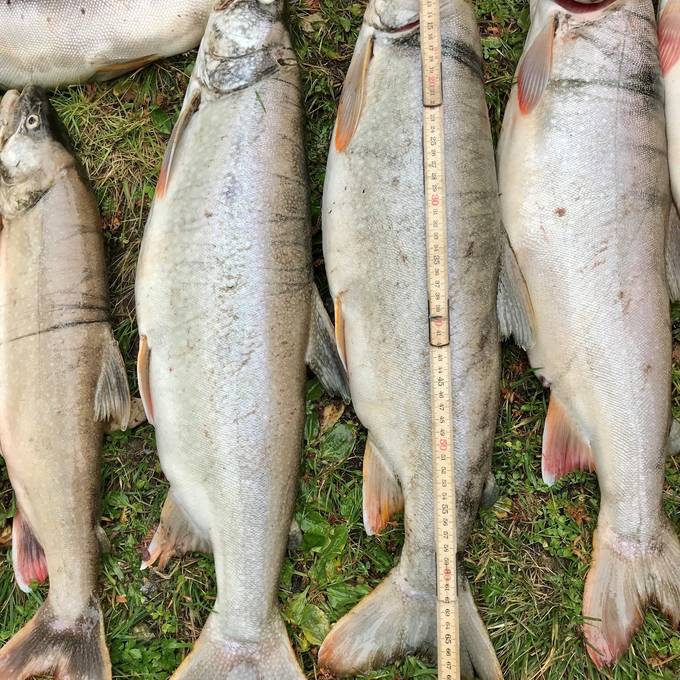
left=1, top=1, right=679, bottom=678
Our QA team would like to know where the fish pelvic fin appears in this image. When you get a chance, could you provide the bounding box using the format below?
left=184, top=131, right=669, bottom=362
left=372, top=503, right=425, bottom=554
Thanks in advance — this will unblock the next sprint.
left=517, top=17, right=555, bottom=115
left=136, top=334, right=155, bottom=426
left=306, top=286, right=350, bottom=402
left=660, top=0, right=680, bottom=76
left=141, top=491, right=211, bottom=571
left=583, top=521, right=680, bottom=668
left=0, top=596, right=111, bottom=680
left=11, top=508, right=47, bottom=594
left=93, top=54, right=161, bottom=81
left=362, top=438, right=403, bottom=535
left=95, top=328, right=131, bottom=432
left=170, top=613, right=304, bottom=680
left=318, top=568, right=502, bottom=680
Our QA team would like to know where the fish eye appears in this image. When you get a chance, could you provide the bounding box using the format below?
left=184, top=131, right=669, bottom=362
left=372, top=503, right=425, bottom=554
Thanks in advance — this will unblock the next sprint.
left=25, top=114, right=40, bottom=130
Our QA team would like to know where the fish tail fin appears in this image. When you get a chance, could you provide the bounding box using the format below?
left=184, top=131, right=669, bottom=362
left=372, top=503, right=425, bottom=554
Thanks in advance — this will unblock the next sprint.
left=318, top=568, right=502, bottom=679
left=171, top=614, right=304, bottom=680
left=0, top=597, right=111, bottom=680
left=583, top=521, right=680, bottom=667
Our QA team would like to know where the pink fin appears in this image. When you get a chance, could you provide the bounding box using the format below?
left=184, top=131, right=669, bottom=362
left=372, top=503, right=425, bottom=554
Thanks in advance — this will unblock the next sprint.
left=12, top=509, right=48, bottom=593
left=660, top=1, right=680, bottom=75
left=541, top=395, right=595, bottom=485
left=517, top=19, right=555, bottom=115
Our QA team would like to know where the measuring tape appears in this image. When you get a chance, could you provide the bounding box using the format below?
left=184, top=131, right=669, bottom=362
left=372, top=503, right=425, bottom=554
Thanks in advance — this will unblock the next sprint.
left=420, top=0, right=460, bottom=678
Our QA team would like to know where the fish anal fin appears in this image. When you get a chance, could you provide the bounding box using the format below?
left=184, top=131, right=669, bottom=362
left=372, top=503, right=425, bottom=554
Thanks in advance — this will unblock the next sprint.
left=660, top=0, right=680, bottom=75
left=335, top=31, right=374, bottom=152
left=363, top=439, right=403, bottom=536
left=12, top=508, right=48, bottom=594
left=93, top=54, right=160, bottom=80
left=542, top=395, right=594, bottom=485
left=136, top=334, right=155, bottom=426
left=95, top=329, right=132, bottom=431
left=517, top=18, right=555, bottom=115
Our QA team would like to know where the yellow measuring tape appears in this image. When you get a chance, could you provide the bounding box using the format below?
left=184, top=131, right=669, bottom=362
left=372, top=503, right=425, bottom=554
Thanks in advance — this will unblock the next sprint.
left=420, top=0, right=460, bottom=678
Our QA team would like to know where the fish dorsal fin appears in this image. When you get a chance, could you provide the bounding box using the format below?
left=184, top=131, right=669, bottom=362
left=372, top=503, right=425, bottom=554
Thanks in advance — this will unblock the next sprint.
left=335, top=31, right=374, bottom=152
left=363, top=438, right=404, bottom=536
left=660, top=0, right=680, bottom=75
left=517, top=18, right=555, bottom=115
left=497, top=234, right=536, bottom=350
left=306, top=286, right=350, bottom=402
left=667, top=203, right=680, bottom=302
left=94, top=329, right=132, bottom=431
left=136, top=334, right=155, bottom=426
left=156, top=90, right=201, bottom=199
left=542, top=394, right=595, bottom=485
left=12, top=508, right=48, bottom=593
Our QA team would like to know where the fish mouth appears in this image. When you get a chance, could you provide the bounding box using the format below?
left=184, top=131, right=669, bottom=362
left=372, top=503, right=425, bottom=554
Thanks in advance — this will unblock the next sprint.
left=382, top=18, right=420, bottom=33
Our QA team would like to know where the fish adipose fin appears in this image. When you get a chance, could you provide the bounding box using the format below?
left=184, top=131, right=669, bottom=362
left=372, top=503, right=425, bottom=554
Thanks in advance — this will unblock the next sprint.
left=542, top=394, right=594, bottom=485
left=666, top=203, right=680, bottom=302
left=11, top=508, right=47, bottom=594
left=362, top=438, right=403, bottom=535
left=95, top=329, right=131, bottom=431
left=306, top=286, right=350, bottom=402
left=318, top=569, right=502, bottom=680
left=170, top=613, right=304, bottom=680
left=659, top=0, right=680, bottom=75
left=93, top=54, right=161, bottom=81
left=335, top=31, right=374, bottom=152
left=497, top=235, right=535, bottom=349
left=141, top=492, right=211, bottom=571
left=517, top=18, right=555, bottom=114
left=583, top=522, right=680, bottom=668
left=0, top=596, right=111, bottom=680
left=136, top=334, right=155, bottom=425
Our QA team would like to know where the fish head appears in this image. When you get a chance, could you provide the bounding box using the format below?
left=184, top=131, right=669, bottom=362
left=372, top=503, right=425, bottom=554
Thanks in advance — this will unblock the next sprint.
left=0, top=86, right=74, bottom=213
left=367, top=0, right=420, bottom=32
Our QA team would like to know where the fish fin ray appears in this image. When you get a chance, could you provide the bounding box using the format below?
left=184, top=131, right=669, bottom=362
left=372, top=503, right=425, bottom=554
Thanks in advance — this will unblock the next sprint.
left=93, top=54, right=160, bottom=80
left=542, top=394, right=594, bottom=485
left=362, top=438, right=403, bottom=536
left=12, top=508, right=48, bottom=593
left=333, top=293, right=348, bottom=371
left=136, top=334, right=155, bottom=426
left=517, top=18, right=555, bottom=114
left=335, top=32, right=373, bottom=152
left=666, top=203, right=680, bottom=302
left=142, top=491, right=211, bottom=571
left=306, top=286, right=350, bottom=402
left=95, top=329, right=131, bottom=431
left=659, top=1, right=680, bottom=75
left=583, top=522, right=680, bottom=667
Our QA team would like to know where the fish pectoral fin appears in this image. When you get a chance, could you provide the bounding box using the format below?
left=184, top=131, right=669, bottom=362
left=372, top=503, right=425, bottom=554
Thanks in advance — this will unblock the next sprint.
left=497, top=234, right=535, bottom=350
left=517, top=17, right=555, bottom=114
left=659, top=0, right=680, bottom=75
left=156, top=89, right=201, bottom=199
left=141, top=491, right=211, bottom=571
left=95, top=329, right=132, bottom=432
left=362, top=438, right=404, bottom=536
left=306, top=286, right=350, bottom=402
left=335, top=29, right=374, bottom=152
left=96, top=525, right=111, bottom=555
left=92, top=54, right=161, bottom=80
left=666, top=202, right=680, bottom=302
left=541, top=394, right=595, bottom=485
left=669, top=418, right=680, bottom=457
left=12, top=508, right=48, bottom=593
left=136, top=334, right=155, bottom=426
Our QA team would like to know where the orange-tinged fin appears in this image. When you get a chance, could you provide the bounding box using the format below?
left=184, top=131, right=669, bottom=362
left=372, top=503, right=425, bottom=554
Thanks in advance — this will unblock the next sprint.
left=517, top=18, right=555, bottom=115
left=141, top=492, right=210, bottom=571
left=583, top=522, right=680, bottom=668
left=156, top=90, right=201, bottom=199
left=0, top=596, right=111, bottom=680
left=362, top=439, right=403, bottom=536
left=335, top=31, right=374, bottom=152
left=93, top=54, right=160, bottom=80
left=12, top=508, right=47, bottom=594
left=95, top=329, right=132, bottom=431
left=660, top=2, right=680, bottom=76
left=541, top=394, right=594, bottom=485
left=333, top=294, right=348, bottom=372
left=137, top=334, right=155, bottom=426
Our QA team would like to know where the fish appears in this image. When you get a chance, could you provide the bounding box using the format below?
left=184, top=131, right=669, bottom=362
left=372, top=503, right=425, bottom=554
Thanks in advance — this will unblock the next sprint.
left=0, top=86, right=131, bottom=679
left=0, top=0, right=215, bottom=90
left=134, top=1, right=348, bottom=678
left=497, top=0, right=680, bottom=667
left=318, top=0, right=503, bottom=677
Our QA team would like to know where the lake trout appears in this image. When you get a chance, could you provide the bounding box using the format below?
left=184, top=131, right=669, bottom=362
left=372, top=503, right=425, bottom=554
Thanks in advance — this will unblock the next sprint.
left=0, top=86, right=131, bottom=679
left=0, top=0, right=214, bottom=89
left=497, top=0, right=680, bottom=667
left=134, top=1, right=348, bottom=678
left=318, top=0, right=503, bottom=677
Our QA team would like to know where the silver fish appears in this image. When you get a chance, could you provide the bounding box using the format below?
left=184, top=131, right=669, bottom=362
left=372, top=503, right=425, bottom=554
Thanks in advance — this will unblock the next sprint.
left=0, top=0, right=215, bottom=89
left=135, top=1, right=347, bottom=678
left=318, top=0, right=503, bottom=678
left=0, top=86, right=131, bottom=679
left=497, top=0, right=680, bottom=667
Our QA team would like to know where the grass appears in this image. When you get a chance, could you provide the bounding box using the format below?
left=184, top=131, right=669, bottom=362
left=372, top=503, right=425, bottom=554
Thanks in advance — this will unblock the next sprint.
left=0, top=0, right=679, bottom=678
